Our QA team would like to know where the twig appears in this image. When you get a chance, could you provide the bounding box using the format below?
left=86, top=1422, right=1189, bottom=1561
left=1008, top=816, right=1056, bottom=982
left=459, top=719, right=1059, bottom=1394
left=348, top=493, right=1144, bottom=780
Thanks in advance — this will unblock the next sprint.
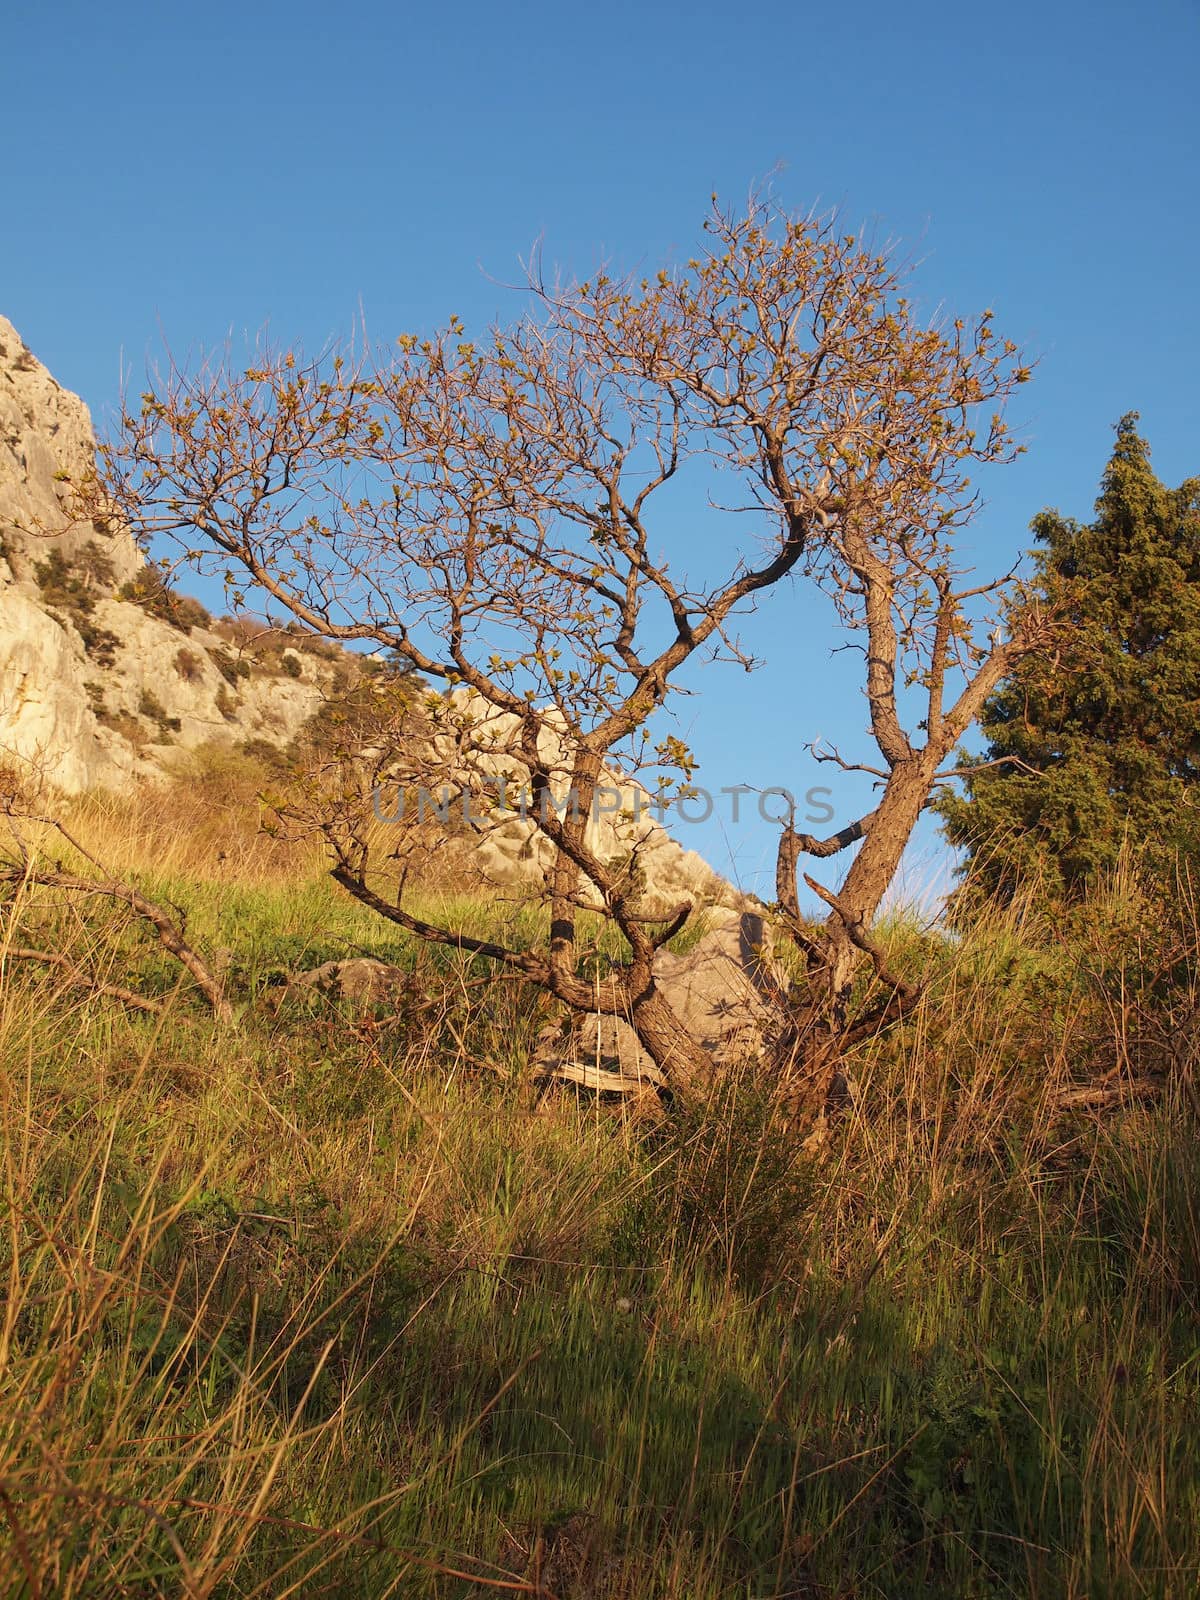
left=1, top=804, right=233, bottom=1022
left=1050, top=1079, right=1162, bottom=1112
left=2, top=946, right=165, bottom=1014
left=3, top=866, right=232, bottom=1021
left=803, top=873, right=922, bottom=1008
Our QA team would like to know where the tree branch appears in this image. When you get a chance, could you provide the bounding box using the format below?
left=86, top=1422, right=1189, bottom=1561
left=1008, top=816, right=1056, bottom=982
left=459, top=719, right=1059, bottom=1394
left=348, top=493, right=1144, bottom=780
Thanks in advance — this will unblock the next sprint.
left=1, top=867, right=232, bottom=1021
left=1, top=947, right=166, bottom=1015
left=802, top=872, right=922, bottom=1008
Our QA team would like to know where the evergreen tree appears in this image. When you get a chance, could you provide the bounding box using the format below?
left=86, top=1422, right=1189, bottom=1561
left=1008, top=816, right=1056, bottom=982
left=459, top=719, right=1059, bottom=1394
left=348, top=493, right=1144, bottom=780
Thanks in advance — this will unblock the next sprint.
left=939, top=416, right=1200, bottom=901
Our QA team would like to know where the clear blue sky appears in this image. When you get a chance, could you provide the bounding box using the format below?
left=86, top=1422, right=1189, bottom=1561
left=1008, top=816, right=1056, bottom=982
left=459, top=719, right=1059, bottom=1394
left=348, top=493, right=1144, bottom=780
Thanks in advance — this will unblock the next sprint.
left=7, top=0, right=1199, bottom=901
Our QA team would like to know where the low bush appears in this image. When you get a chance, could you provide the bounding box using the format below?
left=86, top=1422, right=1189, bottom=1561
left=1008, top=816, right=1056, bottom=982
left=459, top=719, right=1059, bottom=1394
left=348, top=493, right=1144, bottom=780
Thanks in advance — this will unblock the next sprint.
left=210, top=645, right=253, bottom=687
left=137, top=687, right=182, bottom=738
left=120, top=566, right=212, bottom=631
left=34, top=544, right=122, bottom=662
left=174, top=645, right=202, bottom=681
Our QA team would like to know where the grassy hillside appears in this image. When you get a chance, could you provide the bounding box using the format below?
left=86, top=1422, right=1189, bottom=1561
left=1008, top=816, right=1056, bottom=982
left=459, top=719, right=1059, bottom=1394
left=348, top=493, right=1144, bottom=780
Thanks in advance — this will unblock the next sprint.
left=2, top=771, right=1200, bottom=1597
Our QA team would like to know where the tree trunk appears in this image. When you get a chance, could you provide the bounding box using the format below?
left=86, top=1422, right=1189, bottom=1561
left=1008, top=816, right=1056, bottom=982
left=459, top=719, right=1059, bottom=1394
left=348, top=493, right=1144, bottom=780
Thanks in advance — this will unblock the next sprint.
left=630, top=980, right=717, bottom=1096
left=773, top=754, right=938, bottom=1125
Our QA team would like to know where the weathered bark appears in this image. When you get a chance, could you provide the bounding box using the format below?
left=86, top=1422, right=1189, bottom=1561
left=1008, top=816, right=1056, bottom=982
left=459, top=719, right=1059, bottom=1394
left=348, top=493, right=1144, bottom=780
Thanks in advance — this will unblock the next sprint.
left=832, top=759, right=935, bottom=930
left=0, top=946, right=166, bottom=1014
left=767, top=751, right=945, bottom=1116
left=628, top=979, right=716, bottom=1094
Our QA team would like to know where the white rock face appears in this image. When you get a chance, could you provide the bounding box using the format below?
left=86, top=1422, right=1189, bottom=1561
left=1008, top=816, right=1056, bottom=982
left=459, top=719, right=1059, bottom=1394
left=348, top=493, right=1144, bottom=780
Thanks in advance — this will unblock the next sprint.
left=0, top=581, right=121, bottom=792
left=0, top=314, right=141, bottom=590
left=0, top=316, right=336, bottom=792
left=417, top=690, right=738, bottom=914
left=535, top=907, right=784, bottom=1091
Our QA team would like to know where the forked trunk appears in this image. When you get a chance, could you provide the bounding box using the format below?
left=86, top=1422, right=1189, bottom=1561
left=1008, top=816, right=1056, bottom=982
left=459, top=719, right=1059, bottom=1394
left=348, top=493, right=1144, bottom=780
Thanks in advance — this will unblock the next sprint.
left=768, top=755, right=937, bottom=1126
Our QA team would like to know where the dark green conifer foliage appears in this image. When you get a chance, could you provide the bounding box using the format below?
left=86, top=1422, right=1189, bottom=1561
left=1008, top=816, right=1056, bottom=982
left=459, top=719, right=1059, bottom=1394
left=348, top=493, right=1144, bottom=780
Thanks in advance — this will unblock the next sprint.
left=939, top=416, right=1200, bottom=900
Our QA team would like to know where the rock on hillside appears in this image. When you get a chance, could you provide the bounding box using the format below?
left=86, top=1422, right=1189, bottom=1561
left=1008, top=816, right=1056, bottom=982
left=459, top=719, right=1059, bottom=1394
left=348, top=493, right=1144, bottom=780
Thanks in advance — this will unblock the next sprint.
left=418, top=689, right=737, bottom=914
left=0, top=316, right=348, bottom=792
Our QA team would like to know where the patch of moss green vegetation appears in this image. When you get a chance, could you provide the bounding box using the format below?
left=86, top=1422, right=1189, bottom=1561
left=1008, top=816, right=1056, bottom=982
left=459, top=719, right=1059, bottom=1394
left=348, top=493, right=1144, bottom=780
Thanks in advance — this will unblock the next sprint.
left=34, top=543, right=122, bottom=664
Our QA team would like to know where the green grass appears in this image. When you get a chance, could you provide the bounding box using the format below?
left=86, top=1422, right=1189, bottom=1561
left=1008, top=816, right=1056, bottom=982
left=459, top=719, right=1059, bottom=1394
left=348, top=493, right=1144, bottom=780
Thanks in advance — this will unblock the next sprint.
left=2, top=820, right=1200, bottom=1596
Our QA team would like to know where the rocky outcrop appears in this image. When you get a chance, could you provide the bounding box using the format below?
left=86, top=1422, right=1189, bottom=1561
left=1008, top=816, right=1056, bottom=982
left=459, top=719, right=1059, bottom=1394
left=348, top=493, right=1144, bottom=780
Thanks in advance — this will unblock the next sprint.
left=0, top=318, right=142, bottom=591
left=0, top=316, right=345, bottom=792
left=534, top=906, right=783, bottom=1092
left=412, top=690, right=736, bottom=915
left=283, top=957, right=413, bottom=1009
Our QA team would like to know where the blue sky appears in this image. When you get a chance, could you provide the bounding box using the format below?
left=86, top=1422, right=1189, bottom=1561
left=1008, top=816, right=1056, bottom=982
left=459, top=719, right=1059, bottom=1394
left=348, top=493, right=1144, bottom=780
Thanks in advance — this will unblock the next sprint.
left=7, top=0, right=1199, bottom=900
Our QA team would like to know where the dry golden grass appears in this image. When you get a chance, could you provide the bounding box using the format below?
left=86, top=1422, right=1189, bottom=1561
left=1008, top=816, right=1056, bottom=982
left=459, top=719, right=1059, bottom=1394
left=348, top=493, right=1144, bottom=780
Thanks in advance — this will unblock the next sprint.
left=2, top=792, right=1199, bottom=1596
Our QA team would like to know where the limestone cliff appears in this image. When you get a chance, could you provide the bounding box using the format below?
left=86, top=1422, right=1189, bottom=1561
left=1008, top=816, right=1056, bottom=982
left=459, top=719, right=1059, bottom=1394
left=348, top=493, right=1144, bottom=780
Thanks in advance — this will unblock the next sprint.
left=0, top=316, right=344, bottom=791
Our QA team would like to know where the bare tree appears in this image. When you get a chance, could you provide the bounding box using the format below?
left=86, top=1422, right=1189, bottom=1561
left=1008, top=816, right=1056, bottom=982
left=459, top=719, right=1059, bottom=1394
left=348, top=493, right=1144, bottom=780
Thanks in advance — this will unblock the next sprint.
left=100, top=194, right=1046, bottom=1106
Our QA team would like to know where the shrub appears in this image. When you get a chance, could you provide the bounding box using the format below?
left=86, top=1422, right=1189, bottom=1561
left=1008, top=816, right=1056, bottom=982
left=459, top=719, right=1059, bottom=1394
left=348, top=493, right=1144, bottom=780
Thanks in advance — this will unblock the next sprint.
left=76, top=619, right=121, bottom=666
left=75, top=539, right=115, bottom=587
left=240, top=737, right=294, bottom=777
left=93, top=706, right=149, bottom=749
left=33, top=547, right=121, bottom=663
left=216, top=614, right=348, bottom=665
left=280, top=651, right=303, bottom=679
left=34, top=548, right=87, bottom=608
left=174, top=646, right=202, bottom=682
left=211, top=645, right=252, bottom=686
left=120, top=568, right=212, bottom=632
left=138, top=689, right=182, bottom=739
